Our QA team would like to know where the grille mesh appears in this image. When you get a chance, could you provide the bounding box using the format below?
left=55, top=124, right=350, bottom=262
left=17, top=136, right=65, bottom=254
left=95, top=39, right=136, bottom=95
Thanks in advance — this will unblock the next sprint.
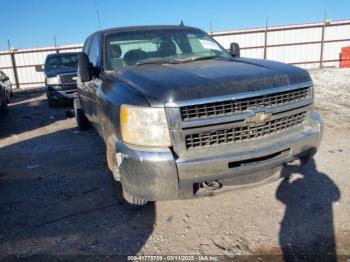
left=185, top=111, right=307, bottom=149
left=59, top=74, right=77, bottom=86
left=180, top=87, right=309, bottom=120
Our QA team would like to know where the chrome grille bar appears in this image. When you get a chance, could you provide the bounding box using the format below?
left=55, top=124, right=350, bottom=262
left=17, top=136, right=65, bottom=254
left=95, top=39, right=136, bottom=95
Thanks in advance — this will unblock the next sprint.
left=180, top=87, right=310, bottom=121
left=184, top=111, right=307, bottom=149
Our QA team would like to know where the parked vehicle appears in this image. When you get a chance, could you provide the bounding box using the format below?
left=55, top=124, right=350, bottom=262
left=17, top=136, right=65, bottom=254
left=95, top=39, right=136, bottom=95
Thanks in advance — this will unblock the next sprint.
left=75, top=25, right=323, bottom=207
left=39, top=52, right=79, bottom=107
left=0, top=70, right=12, bottom=102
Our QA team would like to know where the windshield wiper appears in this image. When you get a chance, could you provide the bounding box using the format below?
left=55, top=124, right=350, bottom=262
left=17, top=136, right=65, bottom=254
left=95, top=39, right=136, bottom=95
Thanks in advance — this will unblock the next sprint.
left=135, top=58, right=179, bottom=66
left=190, top=55, right=218, bottom=61
left=173, top=55, right=224, bottom=63
left=135, top=55, right=229, bottom=65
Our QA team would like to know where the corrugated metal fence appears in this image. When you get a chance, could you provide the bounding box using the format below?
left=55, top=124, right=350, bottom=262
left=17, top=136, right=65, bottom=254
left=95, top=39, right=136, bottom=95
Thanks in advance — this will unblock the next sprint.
left=1, top=19, right=350, bottom=90
left=213, top=19, right=350, bottom=69
left=0, top=44, right=82, bottom=89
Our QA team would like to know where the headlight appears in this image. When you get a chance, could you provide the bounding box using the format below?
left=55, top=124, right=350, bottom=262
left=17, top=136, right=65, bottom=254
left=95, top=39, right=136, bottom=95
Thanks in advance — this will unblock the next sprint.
left=310, top=85, right=314, bottom=98
left=46, top=76, right=60, bottom=85
left=120, top=104, right=171, bottom=147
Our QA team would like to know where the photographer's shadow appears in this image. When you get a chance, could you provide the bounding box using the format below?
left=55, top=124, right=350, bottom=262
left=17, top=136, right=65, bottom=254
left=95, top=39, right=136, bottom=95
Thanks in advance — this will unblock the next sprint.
left=276, top=158, right=340, bottom=261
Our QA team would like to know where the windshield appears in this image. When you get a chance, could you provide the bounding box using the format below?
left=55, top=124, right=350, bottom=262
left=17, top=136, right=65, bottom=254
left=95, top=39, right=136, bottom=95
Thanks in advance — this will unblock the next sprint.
left=105, top=28, right=231, bottom=69
left=45, top=53, right=78, bottom=71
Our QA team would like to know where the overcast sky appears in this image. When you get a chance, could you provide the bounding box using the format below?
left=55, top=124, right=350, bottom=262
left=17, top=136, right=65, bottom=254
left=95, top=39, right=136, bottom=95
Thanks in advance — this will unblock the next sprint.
left=1, top=0, right=349, bottom=50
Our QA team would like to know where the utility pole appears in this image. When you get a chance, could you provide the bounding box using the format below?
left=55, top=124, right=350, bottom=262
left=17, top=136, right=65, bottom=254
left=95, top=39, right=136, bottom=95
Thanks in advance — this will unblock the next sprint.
left=320, top=10, right=327, bottom=68
left=263, top=16, right=269, bottom=59
left=54, top=35, right=59, bottom=53
left=8, top=40, right=20, bottom=89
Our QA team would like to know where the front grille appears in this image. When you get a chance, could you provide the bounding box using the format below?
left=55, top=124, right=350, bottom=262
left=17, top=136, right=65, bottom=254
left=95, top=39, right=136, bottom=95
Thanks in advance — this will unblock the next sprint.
left=59, top=74, right=77, bottom=85
left=185, top=111, right=307, bottom=149
left=180, top=87, right=310, bottom=120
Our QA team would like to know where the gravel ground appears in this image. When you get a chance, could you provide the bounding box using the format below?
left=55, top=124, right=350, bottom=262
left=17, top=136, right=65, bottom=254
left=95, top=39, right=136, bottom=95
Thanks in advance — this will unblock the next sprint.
left=0, top=68, right=349, bottom=260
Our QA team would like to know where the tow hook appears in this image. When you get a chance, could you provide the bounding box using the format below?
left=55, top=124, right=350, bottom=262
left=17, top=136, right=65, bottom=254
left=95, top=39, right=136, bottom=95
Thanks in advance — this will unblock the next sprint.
left=202, top=180, right=222, bottom=190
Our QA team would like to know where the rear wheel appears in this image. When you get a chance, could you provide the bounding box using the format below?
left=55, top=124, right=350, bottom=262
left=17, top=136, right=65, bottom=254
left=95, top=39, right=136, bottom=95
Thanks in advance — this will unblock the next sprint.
left=74, top=98, right=90, bottom=130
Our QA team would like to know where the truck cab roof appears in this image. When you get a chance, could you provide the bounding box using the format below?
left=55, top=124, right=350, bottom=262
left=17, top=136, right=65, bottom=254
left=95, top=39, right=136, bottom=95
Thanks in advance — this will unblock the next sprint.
left=88, top=25, right=201, bottom=38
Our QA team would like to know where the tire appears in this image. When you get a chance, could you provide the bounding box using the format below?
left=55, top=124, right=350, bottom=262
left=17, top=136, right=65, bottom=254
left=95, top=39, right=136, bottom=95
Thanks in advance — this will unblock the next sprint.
left=122, top=188, right=148, bottom=209
left=0, top=92, right=8, bottom=115
left=105, top=141, right=148, bottom=209
left=6, top=91, right=10, bottom=103
left=47, top=94, right=57, bottom=108
left=74, top=99, right=90, bottom=130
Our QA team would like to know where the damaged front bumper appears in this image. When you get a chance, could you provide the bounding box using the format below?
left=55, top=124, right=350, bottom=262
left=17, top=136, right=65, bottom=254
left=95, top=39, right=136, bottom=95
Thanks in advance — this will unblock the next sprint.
left=117, top=112, right=323, bottom=201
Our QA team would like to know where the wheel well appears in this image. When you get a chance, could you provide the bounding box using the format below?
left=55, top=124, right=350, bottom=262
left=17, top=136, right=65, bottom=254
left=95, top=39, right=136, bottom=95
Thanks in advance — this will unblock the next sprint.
left=106, top=135, right=118, bottom=173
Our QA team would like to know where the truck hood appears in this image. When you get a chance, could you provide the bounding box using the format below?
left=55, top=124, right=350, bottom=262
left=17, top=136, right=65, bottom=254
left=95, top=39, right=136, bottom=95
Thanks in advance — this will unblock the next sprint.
left=109, top=58, right=312, bottom=107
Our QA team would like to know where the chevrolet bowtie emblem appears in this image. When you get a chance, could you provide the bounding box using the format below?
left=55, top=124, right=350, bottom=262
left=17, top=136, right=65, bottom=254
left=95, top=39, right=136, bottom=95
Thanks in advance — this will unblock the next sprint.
left=246, top=111, right=272, bottom=125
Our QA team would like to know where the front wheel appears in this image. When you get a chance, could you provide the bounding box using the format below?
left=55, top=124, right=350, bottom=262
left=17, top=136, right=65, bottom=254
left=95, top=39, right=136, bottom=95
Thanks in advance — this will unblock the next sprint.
left=0, top=93, right=8, bottom=115
left=122, top=188, right=148, bottom=208
left=74, top=99, right=90, bottom=131
left=6, top=91, right=10, bottom=103
left=47, top=94, right=57, bottom=108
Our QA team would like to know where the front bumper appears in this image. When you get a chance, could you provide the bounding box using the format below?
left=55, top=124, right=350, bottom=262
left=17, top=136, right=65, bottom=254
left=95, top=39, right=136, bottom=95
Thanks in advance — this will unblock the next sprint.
left=47, top=86, right=77, bottom=102
left=117, top=112, right=323, bottom=201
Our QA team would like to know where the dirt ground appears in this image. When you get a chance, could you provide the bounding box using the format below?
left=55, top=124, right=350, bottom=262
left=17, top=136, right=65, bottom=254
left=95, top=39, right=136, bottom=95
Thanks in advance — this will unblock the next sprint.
left=0, top=68, right=349, bottom=260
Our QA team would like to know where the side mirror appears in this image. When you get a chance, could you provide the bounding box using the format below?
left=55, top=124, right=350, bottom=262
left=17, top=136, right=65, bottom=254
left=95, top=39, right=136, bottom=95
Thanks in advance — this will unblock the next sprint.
left=35, top=65, right=44, bottom=72
left=3, top=76, right=9, bottom=81
left=78, top=52, right=93, bottom=82
left=230, top=42, right=240, bottom=58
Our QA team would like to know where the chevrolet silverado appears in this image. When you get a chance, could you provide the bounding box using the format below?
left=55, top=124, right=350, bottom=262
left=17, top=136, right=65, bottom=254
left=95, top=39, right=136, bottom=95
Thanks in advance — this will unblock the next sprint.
left=74, top=25, right=322, bottom=207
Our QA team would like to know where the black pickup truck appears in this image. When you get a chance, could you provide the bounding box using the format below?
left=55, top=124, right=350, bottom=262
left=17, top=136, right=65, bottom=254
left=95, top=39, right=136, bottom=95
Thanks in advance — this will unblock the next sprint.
left=74, top=25, right=323, bottom=207
left=40, top=52, right=79, bottom=107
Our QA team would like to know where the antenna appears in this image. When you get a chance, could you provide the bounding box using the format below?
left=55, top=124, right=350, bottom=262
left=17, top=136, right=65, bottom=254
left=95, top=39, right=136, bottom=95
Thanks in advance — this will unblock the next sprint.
left=53, top=35, right=59, bottom=53
left=94, top=0, right=101, bottom=30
